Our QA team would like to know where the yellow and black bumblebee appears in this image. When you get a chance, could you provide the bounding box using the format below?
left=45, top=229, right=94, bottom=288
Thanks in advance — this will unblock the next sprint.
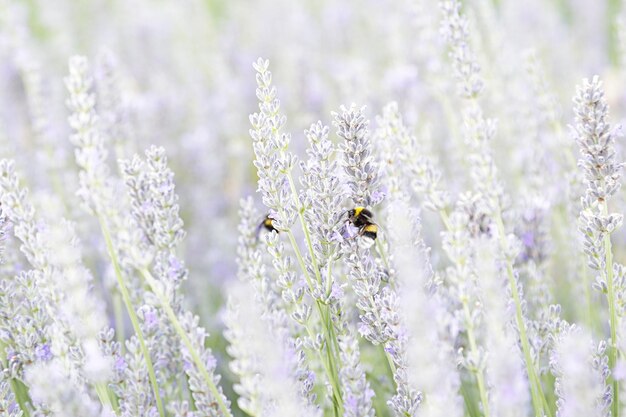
left=256, top=214, right=278, bottom=240
left=342, top=207, right=378, bottom=241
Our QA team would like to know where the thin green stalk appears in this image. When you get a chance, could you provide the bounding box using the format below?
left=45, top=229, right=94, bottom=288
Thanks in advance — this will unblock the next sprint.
left=287, top=234, right=343, bottom=414
left=95, top=382, right=118, bottom=415
left=138, top=268, right=233, bottom=417
left=462, top=300, right=490, bottom=417
left=303, top=306, right=341, bottom=417
left=439, top=210, right=453, bottom=232
left=364, top=290, right=397, bottom=379
left=283, top=168, right=344, bottom=412
left=271, top=106, right=343, bottom=412
left=493, top=209, right=549, bottom=417
left=286, top=172, right=323, bottom=284
left=460, top=379, right=481, bottom=417
left=98, top=216, right=165, bottom=417
left=438, top=206, right=540, bottom=417
left=286, top=231, right=317, bottom=294
left=438, top=208, right=489, bottom=416
left=113, top=293, right=125, bottom=351
left=608, top=0, right=621, bottom=67
left=285, top=230, right=344, bottom=416
left=601, top=201, right=619, bottom=417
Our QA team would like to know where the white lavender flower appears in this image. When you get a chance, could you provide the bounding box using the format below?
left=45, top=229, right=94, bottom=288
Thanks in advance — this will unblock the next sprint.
left=374, top=102, right=449, bottom=212
left=0, top=269, right=50, bottom=379
left=95, top=51, right=133, bottom=159
left=439, top=0, right=503, bottom=209
left=0, top=159, right=110, bottom=388
left=0, top=205, right=7, bottom=265
left=228, top=198, right=318, bottom=413
left=334, top=104, right=381, bottom=208
left=337, top=106, right=418, bottom=417
left=550, top=327, right=610, bottom=417
left=0, top=371, right=22, bottom=417
left=121, top=146, right=231, bottom=417
left=300, top=121, right=343, bottom=281
left=121, top=146, right=187, bottom=287
left=572, top=74, right=623, bottom=417
left=387, top=201, right=462, bottom=417
left=225, top=282, right=321, bottom=417
left=336, top=326, right=375, bottom=417
left=438, top=2, right=548, bottom=415
left=119, top=336, right=158, bottom=417
left=299, top=119, right=375, bottom=416
left=65, top=55, right=116, bottom=215
left=573, top=76, right=623, bottom=275
left=249, top=58, right=297, bottom=232
left=439, top=0, right=484, bottom=99
left=25, top=359, right=101, bottom=417
left=234, top=198, right=281, bottom=314
left=223, top=294, right=264, bottom=416
left=65, top=56, right=165, bottom=417
left=475, top=239, right=530, bottom=416
left=177, top=311, right=231, bottom=417
left=440, top=201, right=489, bottom=396
left=249, top=59, right=346, bottom=414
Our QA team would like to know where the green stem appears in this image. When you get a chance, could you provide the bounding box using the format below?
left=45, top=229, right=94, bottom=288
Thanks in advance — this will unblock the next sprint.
left=601, top=201, right=619, bottom=417
left=283, top=168, right=344, bottom=413
left=95, top=381, right=118, bottom=415
left=438, top=206, right=546, bottom=416
left=285, top=231, right=344, bottom=416
left=438, top=208, right=489, bottom=417
left=98, top=216, right=165, bottom=417
left=493, top=209, right=549, bottom=417
left=139, top=268, right=232, bottom=417
left=139, top=268, right=233, bottom=417
left=438, top=209, right=489, bottom=417
left=462, top=300, right=490, bottom=417
left=113, top=293, right=125, bottom=351
left=460, top=379, right=480, bottom=417
left=608, top=0, right=620, bottom=67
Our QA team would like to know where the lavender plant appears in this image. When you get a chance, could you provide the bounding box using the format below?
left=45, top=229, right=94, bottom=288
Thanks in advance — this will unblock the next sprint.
left=572, top=75, right=624, bottom=417
left=1, top=1, right=626, bottom=417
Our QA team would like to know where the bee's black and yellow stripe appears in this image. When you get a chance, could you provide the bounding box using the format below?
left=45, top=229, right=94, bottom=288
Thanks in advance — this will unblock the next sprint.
left=262, top=216, right=277, bottom=232
left=361, top=223, right=377, bottom=240
left=349, top=206, right=374, bottom=228
left=256, top=215, right=278, bottom=240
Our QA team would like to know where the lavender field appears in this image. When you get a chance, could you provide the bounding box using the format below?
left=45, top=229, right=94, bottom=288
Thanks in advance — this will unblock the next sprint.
left=1, top=0, right=625, bottom=416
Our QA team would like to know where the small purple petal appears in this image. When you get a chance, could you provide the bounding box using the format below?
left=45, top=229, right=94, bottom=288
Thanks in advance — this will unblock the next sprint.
left=35, top=343, right=52, bottom=361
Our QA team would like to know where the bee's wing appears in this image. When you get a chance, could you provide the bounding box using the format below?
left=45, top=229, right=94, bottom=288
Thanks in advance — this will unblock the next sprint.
left=255, top=220, right=266, bottom=241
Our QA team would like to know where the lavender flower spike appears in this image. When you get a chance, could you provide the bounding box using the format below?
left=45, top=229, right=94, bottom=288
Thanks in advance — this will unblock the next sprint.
left=334, top=104, right=381, bottom=208
left=387, top=201, right=462, bottom=417
left=572, top=75, right=624, bottom=417
left=550, top=327, right=610, bottom=417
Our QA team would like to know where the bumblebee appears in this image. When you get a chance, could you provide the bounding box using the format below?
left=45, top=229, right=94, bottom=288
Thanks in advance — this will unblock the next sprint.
left=256, top=214, right=278, bottom=240
left=341, top=207, right=378, bottom=241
